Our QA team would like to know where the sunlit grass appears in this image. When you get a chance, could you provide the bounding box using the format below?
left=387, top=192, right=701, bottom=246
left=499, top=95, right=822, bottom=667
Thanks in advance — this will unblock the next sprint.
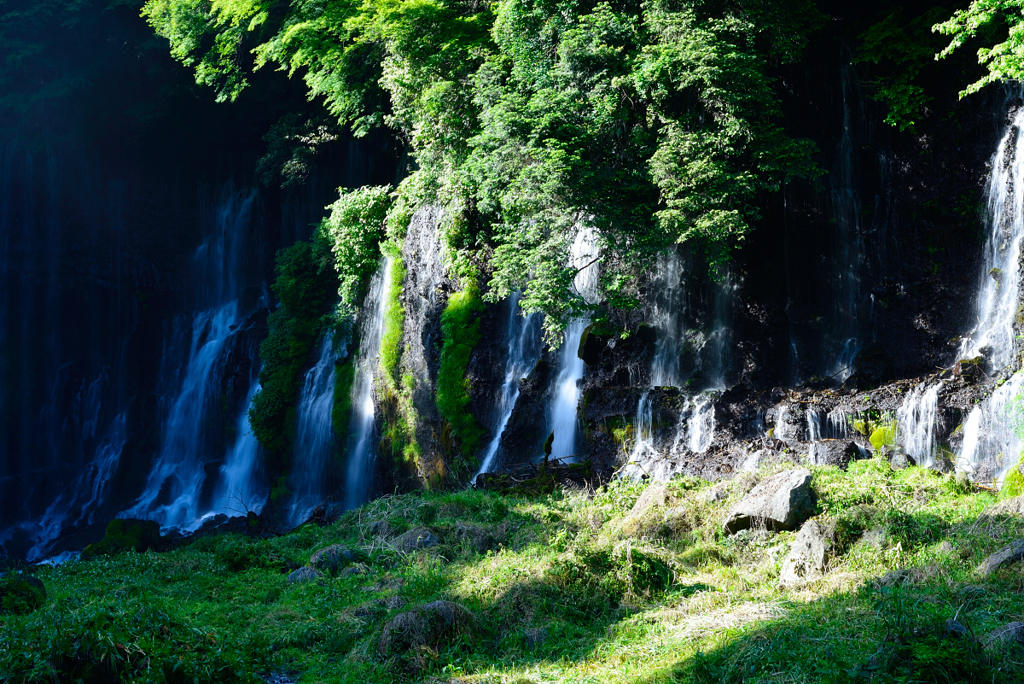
left=2, top=459, right=1023, bottom=682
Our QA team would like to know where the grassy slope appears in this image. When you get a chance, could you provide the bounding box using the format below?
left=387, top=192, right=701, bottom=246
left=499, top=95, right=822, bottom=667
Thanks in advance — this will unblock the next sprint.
left=3, top=458, right=1024, bottom=683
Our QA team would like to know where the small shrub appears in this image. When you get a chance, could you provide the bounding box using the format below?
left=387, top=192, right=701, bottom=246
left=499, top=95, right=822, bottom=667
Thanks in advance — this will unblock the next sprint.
left=82, top=519, right=162, bottom=559
left=0, top=573, right=45, bottom=614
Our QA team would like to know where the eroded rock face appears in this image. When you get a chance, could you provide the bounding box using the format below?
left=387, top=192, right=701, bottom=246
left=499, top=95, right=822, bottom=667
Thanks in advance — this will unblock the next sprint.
left=724, top=468, right=815, bottom=534
left=780, top=519, right=832, bottom=587
left=399, top=206, right=452, bottom=485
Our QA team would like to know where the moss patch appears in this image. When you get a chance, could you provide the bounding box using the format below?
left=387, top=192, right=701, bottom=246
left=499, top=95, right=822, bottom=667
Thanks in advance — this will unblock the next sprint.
left=436, top=280, right=486, bottom=465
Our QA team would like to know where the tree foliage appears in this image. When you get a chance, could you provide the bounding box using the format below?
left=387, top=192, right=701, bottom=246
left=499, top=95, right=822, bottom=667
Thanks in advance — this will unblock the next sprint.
left=935, top=0, right=1024, bottom=97
left=143, top=0, right=820, bottom=335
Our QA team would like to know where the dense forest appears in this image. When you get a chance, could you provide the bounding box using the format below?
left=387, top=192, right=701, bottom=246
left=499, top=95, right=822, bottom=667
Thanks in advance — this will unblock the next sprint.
left=3, top=1, right=1024, bottom=682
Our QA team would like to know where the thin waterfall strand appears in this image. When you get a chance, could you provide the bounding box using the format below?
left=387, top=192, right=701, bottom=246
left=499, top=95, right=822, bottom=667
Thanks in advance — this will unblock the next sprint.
left=549, top=227, right=600, bottom=462
left=288, top=335, right=342, bottom=523
left=476, top=293, right=542, bottom=478
left=345, top=258, right=393, bottom=510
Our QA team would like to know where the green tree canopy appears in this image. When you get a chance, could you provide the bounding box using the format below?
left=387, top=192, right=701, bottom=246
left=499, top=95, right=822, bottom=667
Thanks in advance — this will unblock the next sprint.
left=143, top=0, right=821, bottom=338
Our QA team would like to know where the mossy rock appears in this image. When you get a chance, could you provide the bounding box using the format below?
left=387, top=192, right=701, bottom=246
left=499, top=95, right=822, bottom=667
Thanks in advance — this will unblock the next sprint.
left=1002, top=454, right=1024, bottom=499
left=869, top=423, right=897, bottom=451
left=82, top=518, right=162, bottom=559
left=0, top=573, right=46, bottom=614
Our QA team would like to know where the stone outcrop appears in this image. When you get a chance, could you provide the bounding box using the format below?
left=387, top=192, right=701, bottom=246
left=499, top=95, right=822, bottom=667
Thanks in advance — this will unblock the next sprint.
left=780, top=519, right=832, bottom=586
left=978, top=538, right=1024, bottom=577
left=309, top=545, right=358, bottom=574
left=724, top=469, right=815, bottom=534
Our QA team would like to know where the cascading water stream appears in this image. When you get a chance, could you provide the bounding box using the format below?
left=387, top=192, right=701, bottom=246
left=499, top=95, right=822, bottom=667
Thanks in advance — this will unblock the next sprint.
left=805, top=408, right=853, bottom=465
left=959, top=373, right=1024, bottom=483
left=956, top=101, right=1024, bottom=485
left=475, top=293, right=542, bottom=479
left=631, top=252, right=685, bottom=462
left=897, top=382, right=943, bottom=468
left=124, top=188, right=260, bottom=529
left=826, top=60, right=865, bottom=381
left=288, top=335, right=342, bottom=523
left=213, top=379, right=266, bottom=518
left=345, top=258, right=393, bottom=510
left=548, top=227, right=601, bottom=462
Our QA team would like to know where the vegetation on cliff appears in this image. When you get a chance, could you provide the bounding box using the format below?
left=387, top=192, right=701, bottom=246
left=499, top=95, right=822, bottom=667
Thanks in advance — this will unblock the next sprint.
left=141, top=0, right=823, bottom=337
left=250, top=238, right=338, bottom=464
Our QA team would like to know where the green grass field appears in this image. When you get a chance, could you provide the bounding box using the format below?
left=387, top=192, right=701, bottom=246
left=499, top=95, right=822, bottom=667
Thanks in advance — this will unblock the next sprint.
left=3, top=457, right=1024, bottom=683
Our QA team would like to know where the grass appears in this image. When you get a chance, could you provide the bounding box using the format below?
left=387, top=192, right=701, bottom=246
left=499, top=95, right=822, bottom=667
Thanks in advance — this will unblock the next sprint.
left=3, top=458, right=1024, bottom=683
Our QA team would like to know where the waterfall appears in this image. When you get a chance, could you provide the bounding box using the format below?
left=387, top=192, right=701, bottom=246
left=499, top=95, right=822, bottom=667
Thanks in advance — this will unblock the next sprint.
left=124, top=187, right=260, bottom=529
left=475, top=293, right=542, bottom=478
left=897, top=382, right=943, bottom=468
left=213, top=379, right=266, bottom=518
left=959, top=373, right=1024, bottom=484
left=672, top=394, right=717, bottom=455
left=961, top=106, right=1024, bottom=367
left=955, top=100, right=1024, bottom=486
left=806, top=408, right=853, bottom=465
left=548, top=227, right=601, bottom=462
left=826, top=60, right=865, bottom=381
left=631, top=252, right=685, bottom=462
left=25, top=411, right=127, bottom=560
left=345, top=258, right=393, bottom=510
left=288, top=335, right=342, bottom=523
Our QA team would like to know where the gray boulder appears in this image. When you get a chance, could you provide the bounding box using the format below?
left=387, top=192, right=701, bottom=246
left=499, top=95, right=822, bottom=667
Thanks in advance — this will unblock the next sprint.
left=724, top=468, right=815, bottom=534
left=309, top=544, right=357, bottom=574
left=978, top=538, right=1024, bottom=577
left=808, top=440, right=869, bottom=469
left=286, top=566, right=323, bottom=584
left=780, top=519, right=832, bottom=587
left=985, top=622, right=1024, bottom=650
left=394, top=527, right=440, bottom=552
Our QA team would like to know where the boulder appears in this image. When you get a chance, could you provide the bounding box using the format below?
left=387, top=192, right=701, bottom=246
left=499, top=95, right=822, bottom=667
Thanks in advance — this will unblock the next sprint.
left=377, top=600, right=477, bottom=669
left=309, top=545, right=357, bottom=574
left=394, top=527, right=440, bottom=552
left=888, top=450, right=915, bottom=471
left=978, top=538, right=1024, bottom=577
left=0, top=573, right=46, bottom=614
left=286, top=567, right=323, bottom=584
left=780, top=519, right=832, bottom=587
left=984, top=622, right=1024, bottom=650
left=723, top=468, right=815, bottom=534
left=808, top=440, right=868, bottom=469
left=452, top=524, right=495, bottom=553
left=621, top=484, right=672, bottom=538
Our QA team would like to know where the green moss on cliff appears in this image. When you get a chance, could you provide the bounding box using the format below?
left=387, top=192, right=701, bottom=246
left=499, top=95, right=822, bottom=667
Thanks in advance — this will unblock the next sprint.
left=249, top=238, right=337, bottom=465
left=436, top=280, right=486, bottom=465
